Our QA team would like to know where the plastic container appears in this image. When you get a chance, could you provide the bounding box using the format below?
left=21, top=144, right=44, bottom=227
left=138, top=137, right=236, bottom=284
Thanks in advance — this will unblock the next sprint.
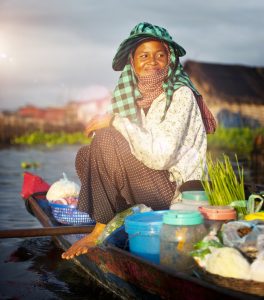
left=171, top=191, right=209, bottom=211
left=160, top=210, right=207, bottom=274
left=125, top=210, right=167, bottom=264
left=199, top=205, right=236, bottom=232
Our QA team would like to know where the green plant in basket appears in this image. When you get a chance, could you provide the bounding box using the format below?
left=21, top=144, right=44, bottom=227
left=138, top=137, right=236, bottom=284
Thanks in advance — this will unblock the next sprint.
left=202, top=153, right=247, bottom=217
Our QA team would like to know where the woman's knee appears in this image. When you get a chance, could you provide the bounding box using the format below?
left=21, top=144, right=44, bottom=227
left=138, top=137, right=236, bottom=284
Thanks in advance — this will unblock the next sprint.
left=91, top=127, right=124, bottom=149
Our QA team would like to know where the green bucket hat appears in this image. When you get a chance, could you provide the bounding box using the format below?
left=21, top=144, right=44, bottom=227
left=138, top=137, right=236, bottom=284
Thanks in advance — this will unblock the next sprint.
left=112, top=22, right=186, bottom=71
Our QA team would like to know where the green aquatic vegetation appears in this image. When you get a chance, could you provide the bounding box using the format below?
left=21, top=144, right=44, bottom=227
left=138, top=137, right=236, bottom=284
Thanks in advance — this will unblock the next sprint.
left=11, top=127, right=264, bottom=154
left=21, top=161, right=41, bottom=169
left=12, top=131, right=91, bottom=147
left=207, top=127, right=264, bottom=155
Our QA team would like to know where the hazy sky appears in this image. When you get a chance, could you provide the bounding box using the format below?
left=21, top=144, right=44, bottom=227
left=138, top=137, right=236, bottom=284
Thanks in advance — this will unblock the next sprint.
left=0, top=0, right=263, bottom=110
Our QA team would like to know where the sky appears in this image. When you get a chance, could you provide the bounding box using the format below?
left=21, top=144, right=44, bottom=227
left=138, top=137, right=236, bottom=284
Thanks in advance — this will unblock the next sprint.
left=0, top=0, right=263, bottom=111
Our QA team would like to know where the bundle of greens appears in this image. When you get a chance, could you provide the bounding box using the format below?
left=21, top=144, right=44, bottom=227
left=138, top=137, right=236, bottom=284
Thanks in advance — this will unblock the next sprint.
left=202, top=154, right=247, bottom=217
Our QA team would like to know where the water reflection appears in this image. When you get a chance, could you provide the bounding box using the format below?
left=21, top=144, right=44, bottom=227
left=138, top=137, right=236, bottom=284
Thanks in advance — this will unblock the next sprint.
left=1, top=237, right=118, bottom=300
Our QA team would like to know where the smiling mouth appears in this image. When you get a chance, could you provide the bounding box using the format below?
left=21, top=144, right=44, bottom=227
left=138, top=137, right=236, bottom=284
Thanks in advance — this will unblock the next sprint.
left=145, top=66, right=160, bottom=71
left=144, top=67, right=161, bottom=74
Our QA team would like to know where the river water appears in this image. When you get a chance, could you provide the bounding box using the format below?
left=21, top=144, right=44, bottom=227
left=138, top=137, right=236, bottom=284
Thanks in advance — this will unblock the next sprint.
left=0, top=146, right=263, bottom=300
left=0, top=146, right=117, bottom=300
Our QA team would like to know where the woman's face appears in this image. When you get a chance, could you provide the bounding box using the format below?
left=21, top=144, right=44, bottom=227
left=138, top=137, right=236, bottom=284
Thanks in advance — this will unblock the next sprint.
left=133, top=40, right=168, bottom=76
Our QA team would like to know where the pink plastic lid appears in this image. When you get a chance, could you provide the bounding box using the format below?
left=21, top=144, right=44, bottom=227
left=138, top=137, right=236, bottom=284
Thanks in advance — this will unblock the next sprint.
left=199, top=205, right=236, bottom=220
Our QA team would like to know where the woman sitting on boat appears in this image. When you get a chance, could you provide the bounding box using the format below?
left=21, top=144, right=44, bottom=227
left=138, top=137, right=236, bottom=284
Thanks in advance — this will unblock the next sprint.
left=62, top=22, right=216, bottom=260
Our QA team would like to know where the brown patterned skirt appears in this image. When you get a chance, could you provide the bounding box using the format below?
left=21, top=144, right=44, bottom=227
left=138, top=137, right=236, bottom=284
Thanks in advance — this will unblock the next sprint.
left=75, top=127, right=177, bottom=224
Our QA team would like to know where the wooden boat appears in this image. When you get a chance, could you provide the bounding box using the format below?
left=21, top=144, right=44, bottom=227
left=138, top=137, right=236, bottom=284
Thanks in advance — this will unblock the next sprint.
left=22, top=187, right=264, bottom=300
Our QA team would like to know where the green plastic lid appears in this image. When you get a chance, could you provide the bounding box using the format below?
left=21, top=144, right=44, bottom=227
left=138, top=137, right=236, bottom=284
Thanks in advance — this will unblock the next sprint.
left=163, top=210, right=204, bottom=226
left=181, top=191, right=209, bottom=201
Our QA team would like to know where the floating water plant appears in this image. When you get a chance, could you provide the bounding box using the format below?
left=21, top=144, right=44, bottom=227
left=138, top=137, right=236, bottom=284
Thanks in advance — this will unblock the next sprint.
left=21, top=161, right=41, bottom=169
left=12, top=131, right=91, bottom=147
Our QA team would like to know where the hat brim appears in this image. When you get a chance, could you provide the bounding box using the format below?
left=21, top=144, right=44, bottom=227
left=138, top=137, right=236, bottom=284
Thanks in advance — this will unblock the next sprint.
left=112, top=33, right=186, bottom=71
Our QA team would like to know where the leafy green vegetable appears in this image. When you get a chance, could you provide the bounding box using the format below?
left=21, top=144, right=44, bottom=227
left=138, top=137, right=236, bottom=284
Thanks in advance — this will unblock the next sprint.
left=190, top=239, right=223, bottom=259
left=193, top=239, right=223, bottom=250
left=190, top=248, right=211, bottom=259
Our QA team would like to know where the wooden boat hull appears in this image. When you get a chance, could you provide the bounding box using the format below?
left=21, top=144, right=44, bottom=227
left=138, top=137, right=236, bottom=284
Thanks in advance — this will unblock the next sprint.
left=25, top=195, right=263, bottom=300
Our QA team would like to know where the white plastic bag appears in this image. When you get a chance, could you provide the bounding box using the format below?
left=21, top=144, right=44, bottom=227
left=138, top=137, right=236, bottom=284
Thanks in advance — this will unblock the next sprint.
left=46, top=173, right=80, bottom=201
left=222, top=220, right=264, bottom=259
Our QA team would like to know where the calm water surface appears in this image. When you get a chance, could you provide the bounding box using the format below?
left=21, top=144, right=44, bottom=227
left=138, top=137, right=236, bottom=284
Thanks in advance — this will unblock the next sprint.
left=0, top=146, right=118, bottom=300
left=0, top=146, right=263, bottom=300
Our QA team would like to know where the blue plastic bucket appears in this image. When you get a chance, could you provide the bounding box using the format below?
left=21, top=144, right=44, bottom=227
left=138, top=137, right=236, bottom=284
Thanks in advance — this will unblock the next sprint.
left=125, top=210, right=168, bottom=264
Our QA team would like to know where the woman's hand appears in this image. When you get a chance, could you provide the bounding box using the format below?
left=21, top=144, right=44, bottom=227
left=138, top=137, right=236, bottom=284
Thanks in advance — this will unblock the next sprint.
left=85, top=113, right=113, bottom=137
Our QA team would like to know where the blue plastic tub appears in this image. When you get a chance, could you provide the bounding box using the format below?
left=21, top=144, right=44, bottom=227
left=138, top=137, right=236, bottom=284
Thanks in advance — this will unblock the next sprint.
left=125, top=210, right=168, bottom=264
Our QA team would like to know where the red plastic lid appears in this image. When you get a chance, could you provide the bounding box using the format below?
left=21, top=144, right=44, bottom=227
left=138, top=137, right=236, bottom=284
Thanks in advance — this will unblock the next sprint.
left=199, top=205, right=236, bottom=220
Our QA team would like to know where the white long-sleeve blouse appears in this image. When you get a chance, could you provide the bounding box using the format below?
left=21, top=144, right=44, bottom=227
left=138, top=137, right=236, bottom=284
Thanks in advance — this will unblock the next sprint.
left=112, top=86, right=207, bottom=187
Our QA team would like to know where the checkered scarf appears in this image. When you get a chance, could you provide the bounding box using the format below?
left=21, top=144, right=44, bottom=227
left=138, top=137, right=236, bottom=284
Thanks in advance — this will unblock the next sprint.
left=110, top=44, right=216, bottom=133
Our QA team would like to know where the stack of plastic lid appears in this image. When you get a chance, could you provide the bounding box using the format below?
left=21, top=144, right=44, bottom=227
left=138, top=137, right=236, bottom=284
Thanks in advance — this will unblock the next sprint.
left=171, top=191, right=209, bottom=211
left=199, top=205, right=236, bottom=231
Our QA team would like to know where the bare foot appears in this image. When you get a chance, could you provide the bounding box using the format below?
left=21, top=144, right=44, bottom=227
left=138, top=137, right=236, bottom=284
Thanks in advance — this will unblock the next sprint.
left=61, top=223, right=106, bottom=260
left=61, top=235, right=96, bottom=259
